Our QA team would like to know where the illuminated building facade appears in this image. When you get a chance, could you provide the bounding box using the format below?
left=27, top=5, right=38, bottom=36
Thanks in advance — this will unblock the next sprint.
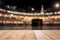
left=0, top=5, right=60, bottom=25
left=40, top=5, right=44, bottom=15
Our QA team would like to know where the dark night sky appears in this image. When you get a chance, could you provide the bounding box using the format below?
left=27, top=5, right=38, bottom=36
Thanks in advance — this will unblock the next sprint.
left=1, top=0, right=60, bottom=12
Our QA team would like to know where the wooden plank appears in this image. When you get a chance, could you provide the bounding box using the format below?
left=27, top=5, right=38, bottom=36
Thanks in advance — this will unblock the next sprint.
left=5, top=30, right=27, bottom=40
left=24, top=30, right=36, bottom=40
left=33, top=30, right=52, bottom=40
left=0, top=30, right=60, bottom=40
left=42, top=30, right=60, bottom=40
left=0, top=30, right=15, bottom=38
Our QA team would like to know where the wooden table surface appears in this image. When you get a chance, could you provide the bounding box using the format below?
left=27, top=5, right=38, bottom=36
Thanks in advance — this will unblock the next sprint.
left=0, top=30, right=60, bottom=40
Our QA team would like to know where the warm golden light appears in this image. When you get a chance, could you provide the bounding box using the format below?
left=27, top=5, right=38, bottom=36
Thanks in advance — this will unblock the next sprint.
left=4, top=14, right=7, bottom=17
left=11, top=14, right=13, bottom=16
left=55, top=3, right=60, bottom=8
left=0, top=13, right=2, bottom=16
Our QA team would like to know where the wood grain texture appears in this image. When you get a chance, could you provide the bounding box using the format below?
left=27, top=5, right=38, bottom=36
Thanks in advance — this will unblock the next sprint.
left=0, top=30, right=60, bottom=40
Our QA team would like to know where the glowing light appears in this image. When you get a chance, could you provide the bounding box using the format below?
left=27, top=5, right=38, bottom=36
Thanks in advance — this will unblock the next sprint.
left=54, top=12, right=57, bottom=14
left=32, top=8, right=34, bottom=11
left=7, top=5, right=10, bottom=8
left=55, top=3, right=60, bottom=8
left=4, top=14, right=7, bottom=17
left=11, top=14, right=13, bottom=16
left=58, top=11, right=60, bottom=14
left=0, top=14, right=2, bottom=16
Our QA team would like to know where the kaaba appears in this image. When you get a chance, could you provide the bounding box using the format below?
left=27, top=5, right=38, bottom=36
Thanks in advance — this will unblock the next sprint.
left=32, top=19, right=43, bottom=30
